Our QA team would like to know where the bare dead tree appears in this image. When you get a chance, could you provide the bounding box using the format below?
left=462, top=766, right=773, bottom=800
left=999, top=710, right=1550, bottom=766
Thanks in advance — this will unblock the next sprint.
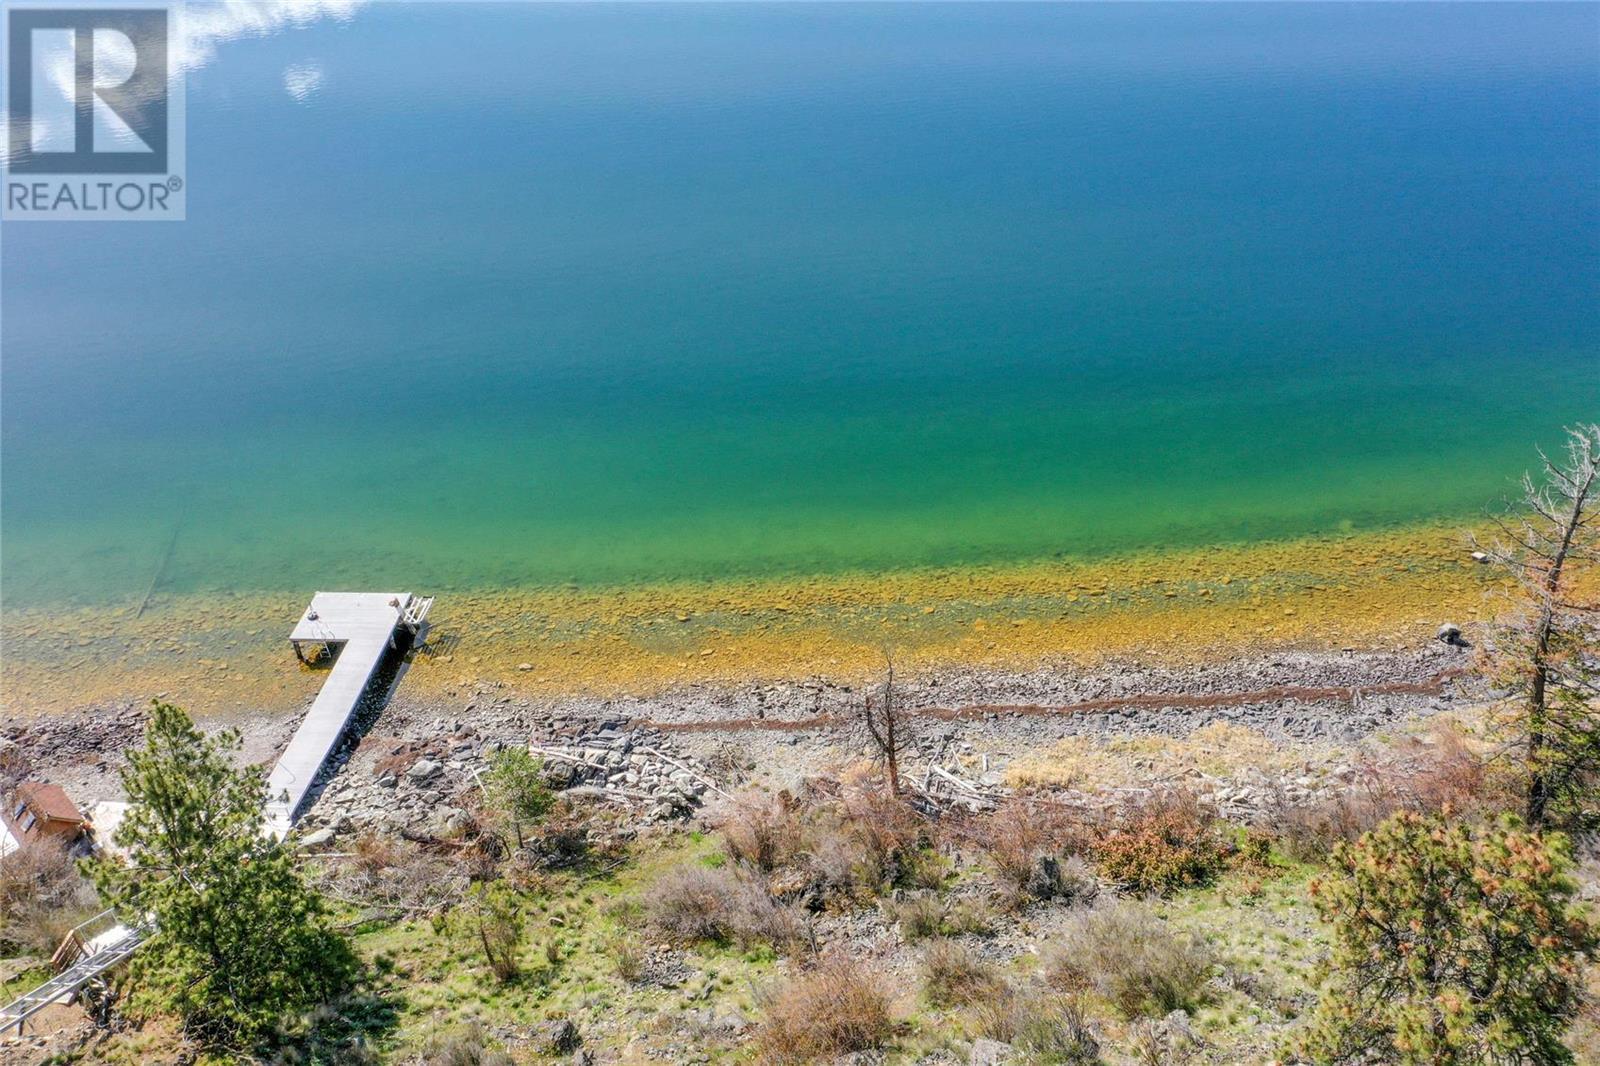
left=858, top=649, right=913, bottom=796
left=1474, top=423, right=1600, bottom=829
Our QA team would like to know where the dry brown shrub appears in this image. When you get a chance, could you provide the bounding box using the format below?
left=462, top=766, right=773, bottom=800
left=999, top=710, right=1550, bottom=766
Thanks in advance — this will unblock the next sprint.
left=919, top=938, right=1002, bottom=1007
left=645, top=864, right=809, bottom=951
left=0, top=838, right=99, bottom=955
left=1270, top=779, right=1394, bottom=863
left=1046, top=900, right=1214, bottom=1019
left=839, top=786, right=927, bottom=870
left=517, top=805, right=594, bottom=870
left=970, top=985, right=1099, bottom=1064
left=800, top=784, right=934, bottom=896
left=323, top=833, right=466, bottom=917
left=1392, top=725, right=1511, bottom=816
left=717, top=790, right=805, bottom=872
left=1090, top=790, right=1227, bottom=895
left=804, top=820, right=866, bottom=897
left=968, top=797, right=1090, bottom=898
left=1273, top=728, right=1510, bottom=862
left=754, top=954, right=895, bottom=1063
left=349, top=830, right=401, bottom=875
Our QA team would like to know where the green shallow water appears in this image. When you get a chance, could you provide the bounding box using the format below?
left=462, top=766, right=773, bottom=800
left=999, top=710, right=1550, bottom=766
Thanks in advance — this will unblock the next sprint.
left=3, top=3, right=1597, bottom=608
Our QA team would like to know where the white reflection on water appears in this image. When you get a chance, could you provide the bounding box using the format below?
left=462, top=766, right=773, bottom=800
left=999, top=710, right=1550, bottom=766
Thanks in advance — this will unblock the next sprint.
left=283, top=61, right=326, bottom=102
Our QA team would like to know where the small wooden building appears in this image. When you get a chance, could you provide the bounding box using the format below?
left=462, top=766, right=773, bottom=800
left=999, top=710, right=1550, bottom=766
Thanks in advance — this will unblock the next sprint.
left=2, top=781, right=89, bottom=854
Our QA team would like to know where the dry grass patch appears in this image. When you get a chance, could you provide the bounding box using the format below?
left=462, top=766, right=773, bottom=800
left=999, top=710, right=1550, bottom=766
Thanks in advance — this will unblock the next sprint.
left=412, top=1019, right=514, bottom=1066
left=0, top=839, right=99, bottom=955
left=1047, top=900, right=1214, bottom=1019
left=970, top=985, right=1099, bottom=1065
left=920, top=939, right=1002, bottom=1007
left=1006, top=721, right=1309, bottom=790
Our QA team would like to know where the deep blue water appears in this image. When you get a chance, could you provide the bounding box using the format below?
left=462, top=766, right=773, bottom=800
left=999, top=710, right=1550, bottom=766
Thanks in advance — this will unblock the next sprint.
left=3, top=3, right=1597, bottom=606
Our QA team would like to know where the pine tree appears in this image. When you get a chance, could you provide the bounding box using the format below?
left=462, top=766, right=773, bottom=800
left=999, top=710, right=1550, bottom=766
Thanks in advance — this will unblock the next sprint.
left=87, top=701, right=356, bottom=1050
left=482, top=746, right=553, bottom=847
left=1299, top=811, right=1596, bottom=1064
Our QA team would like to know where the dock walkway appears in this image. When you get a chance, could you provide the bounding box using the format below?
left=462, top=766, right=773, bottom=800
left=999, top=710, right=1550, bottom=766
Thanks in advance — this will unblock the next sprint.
left=268, top=591, right=431, bottom=835
left=1, top=591, right=430, bottom=1035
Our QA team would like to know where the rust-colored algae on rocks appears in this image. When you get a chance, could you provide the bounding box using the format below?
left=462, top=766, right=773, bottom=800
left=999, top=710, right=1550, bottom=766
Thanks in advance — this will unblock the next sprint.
left=0, top=522, right=1563, bottom=717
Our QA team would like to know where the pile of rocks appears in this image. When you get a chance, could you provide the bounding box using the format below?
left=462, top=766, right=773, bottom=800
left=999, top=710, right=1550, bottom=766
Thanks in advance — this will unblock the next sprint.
left=529, top=726, right=725, bottom=823
left=299, top=719, right=724, bottom=840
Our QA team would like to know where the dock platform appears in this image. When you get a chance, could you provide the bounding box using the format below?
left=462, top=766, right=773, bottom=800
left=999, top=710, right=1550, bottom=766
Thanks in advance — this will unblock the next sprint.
left=267, top=591, right=431, bottom=836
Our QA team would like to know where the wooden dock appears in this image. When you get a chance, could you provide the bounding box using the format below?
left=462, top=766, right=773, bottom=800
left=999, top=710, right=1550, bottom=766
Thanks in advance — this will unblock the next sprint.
left=2, top=591, right=432, bottom=1034
left=266, top=591, right=431, bottom=836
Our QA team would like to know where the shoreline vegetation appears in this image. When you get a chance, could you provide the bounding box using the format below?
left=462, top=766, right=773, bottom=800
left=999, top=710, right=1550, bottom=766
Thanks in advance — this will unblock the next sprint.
left=4, top=428, right=1597, bottom=1063
left=0, top=520, right=1545, bottom=718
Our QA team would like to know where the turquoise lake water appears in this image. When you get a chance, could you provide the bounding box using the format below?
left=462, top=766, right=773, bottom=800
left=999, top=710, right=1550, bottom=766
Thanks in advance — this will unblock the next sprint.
left=3, top=3, right=1597, bottom=608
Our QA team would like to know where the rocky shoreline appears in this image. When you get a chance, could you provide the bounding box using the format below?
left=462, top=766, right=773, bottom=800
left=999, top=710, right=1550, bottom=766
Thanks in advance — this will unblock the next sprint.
left=4, top=638, right=1482, bottom=843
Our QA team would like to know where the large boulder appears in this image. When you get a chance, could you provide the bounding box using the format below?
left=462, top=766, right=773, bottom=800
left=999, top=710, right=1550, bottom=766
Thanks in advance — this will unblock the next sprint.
left=526, top=1018, right=581, bottom=1055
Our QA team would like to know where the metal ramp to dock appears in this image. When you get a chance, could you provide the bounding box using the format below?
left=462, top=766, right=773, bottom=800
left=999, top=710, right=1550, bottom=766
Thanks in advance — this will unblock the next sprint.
left=0, top=912, right=146, bottom=1034
left=2, top=591, right=431, bottom=1035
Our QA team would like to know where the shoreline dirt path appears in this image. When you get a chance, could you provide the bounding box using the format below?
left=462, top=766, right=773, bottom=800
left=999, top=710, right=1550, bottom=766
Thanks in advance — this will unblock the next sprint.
left=646, top=667, right=1469, bottom=732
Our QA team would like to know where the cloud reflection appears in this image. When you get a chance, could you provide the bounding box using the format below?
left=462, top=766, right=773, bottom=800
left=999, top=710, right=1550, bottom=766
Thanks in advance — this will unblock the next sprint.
left=4, top=1, right=364, bottom=163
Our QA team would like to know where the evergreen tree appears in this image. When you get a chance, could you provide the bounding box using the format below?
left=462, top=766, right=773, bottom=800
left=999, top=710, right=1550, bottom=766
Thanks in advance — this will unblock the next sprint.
left=482, top=746, right=553, bottom=846
left=87, top=701, right=356, bottom=1050
left=1299, top=811, right=1595, bottom=1064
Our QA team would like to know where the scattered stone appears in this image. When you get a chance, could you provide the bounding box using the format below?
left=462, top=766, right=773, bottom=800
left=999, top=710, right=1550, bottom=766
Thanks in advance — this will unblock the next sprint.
left=406, top=758, right=441, bottom=783
left=296, top=827, right=335, bottom=849
left=525, top=1018, right=580, bottom=1055
left=970, top=1038, right=1015, bottom=1065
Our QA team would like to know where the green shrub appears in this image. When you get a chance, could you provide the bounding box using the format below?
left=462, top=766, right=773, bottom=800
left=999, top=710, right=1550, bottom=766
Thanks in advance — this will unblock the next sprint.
left=1298, top=811, right=1597, bottom=1064
left=482, top=747, right=554, bottom=846
left=468, top=881, right=525, bottom=983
